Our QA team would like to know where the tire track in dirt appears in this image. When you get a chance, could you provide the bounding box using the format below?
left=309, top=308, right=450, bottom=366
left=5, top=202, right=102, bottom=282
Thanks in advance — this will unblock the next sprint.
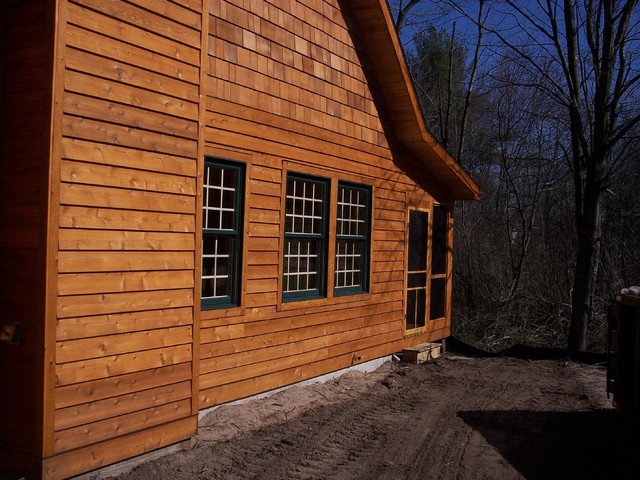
left=228, top=380, right=411, bottom=479
left=409, top=358, right=535, bottom=480
left=108, top=356, right=636, bottom=480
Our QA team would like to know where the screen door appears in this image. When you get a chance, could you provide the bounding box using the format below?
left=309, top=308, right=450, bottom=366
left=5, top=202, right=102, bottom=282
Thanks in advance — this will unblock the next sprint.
left=406, top=209, right=429, bottom=330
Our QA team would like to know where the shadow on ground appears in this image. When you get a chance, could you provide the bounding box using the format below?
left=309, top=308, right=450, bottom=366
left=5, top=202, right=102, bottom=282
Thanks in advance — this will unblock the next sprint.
left=458, top=408, right=639, bottom=479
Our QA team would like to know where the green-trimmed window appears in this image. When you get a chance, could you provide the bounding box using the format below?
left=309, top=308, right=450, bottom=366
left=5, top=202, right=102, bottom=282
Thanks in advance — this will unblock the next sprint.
left=201, top=159, right=244, bottom=309
left=283, top=173, right=329, bottom=301
left=335, top=182, right=371, bottom=296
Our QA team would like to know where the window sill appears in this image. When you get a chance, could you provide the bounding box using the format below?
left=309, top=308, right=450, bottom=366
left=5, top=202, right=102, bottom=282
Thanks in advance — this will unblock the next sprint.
left=277, top=291, right=372, bottom=312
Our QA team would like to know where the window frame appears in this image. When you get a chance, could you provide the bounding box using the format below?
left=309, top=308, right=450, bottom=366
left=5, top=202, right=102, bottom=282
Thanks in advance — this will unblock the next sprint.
left=201, top=157, right=245, bottom=310
left=282, top=172, right=330, bottom=302
left=334, top=181, right=371, bottom=297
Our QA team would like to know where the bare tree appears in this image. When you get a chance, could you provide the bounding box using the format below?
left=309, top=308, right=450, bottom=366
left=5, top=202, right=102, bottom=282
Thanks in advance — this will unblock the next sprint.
left=395, top=0, right=423, bottom=30
left=453, top=52, right=574, bottom=350
left=456, top=0, right=484, bottom=161
left=392, top=0, right=640, bottom=352
left=475, top=0, right=640, bottom=351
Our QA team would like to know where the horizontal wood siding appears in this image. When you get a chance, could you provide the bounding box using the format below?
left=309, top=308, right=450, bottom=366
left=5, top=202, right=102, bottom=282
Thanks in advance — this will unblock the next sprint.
left=0, top=0, right=51, bottom=471
left=199, top=0, right=443, bottom=409
left=51, top=0, right=202, bottom=465
left=1, top=1, right=455, bottom=477
left=44, top=416, right=197, bottom=480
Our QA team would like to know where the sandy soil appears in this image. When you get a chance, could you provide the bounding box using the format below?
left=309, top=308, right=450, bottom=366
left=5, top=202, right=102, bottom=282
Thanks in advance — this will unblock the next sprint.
left=105, top=353, right=639, bottom=480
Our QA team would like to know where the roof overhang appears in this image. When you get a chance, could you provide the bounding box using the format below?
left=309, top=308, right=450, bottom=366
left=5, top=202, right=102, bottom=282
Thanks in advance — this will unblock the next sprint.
left=345, top=0, right=481, bottom=201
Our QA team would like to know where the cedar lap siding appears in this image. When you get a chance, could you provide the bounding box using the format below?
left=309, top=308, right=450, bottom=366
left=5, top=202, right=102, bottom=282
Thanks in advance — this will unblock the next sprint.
left=0, top=0, right=479, bottom=478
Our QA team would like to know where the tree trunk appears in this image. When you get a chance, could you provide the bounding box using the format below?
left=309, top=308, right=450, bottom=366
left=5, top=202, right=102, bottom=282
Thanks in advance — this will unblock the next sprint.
left=394, top=0, right=421, bottom=31
left=568, top=181, right=602, bottom=352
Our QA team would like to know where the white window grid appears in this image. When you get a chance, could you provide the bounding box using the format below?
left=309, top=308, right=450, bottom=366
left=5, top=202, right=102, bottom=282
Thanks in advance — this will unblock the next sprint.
left=202, top=237, right=230, bottom=299
left=337, top=187, right=366, bottom=236
left=335, top=240, right=362, bottom=288
left=203, top=165, right=236, bottom=231
left=286, top=180, right=323, bottom=234
left=284, top=239, right=318, bottom=292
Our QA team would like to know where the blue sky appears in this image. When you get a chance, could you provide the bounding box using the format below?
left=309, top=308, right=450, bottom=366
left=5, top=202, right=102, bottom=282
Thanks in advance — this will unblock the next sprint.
left=388, top=0, right=489, bottom=51
left=386, top=0, right=587, bottom=57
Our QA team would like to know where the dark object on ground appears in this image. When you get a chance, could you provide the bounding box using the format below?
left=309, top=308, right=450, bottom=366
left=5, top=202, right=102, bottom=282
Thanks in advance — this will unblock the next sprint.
left=446, top=335, right=608, bottom=364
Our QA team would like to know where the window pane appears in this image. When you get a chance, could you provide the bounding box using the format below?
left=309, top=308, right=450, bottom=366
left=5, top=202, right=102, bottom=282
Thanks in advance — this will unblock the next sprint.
left=216, top=277, right=229, bottom=297
left=287, top=274, right=297, bottom=292
left=208, top=186, right=220, bottom=208
left=209, top=210, right=221, bottom=230
left=294, top=196, right=304, bottom=217
left=222, top=188, right=235, bottom=210
left=408, top=210, right=429, bottom=272
left=217, top=255, right=229, bottom=276
left=416, top=288, right=426, bottom=327
left=221, top=210, right=234, bottom=230
left=223, top=168, right=236, bottom=188
left=303, top=196, right=314, bottom=217
left=406, top=287, right=427, bottom=329
left=202, top=256, right=215, bottom=277
left=406, top=289, right=417, bottom=330
left=304, top=217, right=313, bottom=233
left=202, top=278, right=215, bottom=298
left=408, top=272, right=427, bottom=288
left=430, top=277, right=446, bottom=320
left=208, top=165, right=222, bottom=189
left=432, top=205, right=448, bottom=275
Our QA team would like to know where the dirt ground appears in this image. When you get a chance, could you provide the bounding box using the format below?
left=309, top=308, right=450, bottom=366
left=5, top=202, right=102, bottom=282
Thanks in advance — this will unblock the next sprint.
left=104, top=351, right=639, bottom=480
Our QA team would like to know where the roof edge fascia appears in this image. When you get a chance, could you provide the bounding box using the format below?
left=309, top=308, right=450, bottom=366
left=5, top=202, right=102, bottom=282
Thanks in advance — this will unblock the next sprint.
left=365, top=0, right=481, bottom=201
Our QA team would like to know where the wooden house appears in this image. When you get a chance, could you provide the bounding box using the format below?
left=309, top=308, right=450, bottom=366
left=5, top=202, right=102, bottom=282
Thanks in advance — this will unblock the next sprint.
left=0, top=0, right=479, bottom=478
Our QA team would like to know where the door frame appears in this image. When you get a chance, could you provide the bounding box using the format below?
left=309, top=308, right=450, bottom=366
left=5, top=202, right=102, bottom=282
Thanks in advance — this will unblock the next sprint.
left=404, top=207, right=431, bottom=334
left=403, top=203, right=453, bottom=337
